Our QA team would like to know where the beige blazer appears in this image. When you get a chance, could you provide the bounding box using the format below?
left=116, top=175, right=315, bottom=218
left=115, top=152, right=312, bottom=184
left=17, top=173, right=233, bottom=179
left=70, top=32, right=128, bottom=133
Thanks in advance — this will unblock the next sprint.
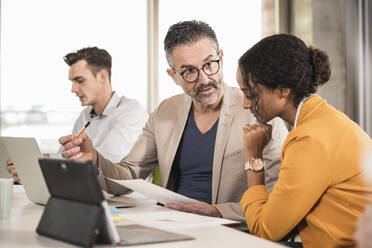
left=97, top=84, right=288, bottom=221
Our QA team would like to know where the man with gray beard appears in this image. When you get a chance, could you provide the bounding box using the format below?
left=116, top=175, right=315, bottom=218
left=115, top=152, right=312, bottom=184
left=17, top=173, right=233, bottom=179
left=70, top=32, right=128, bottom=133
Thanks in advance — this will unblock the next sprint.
left=59, top=20, right=288, bottom=221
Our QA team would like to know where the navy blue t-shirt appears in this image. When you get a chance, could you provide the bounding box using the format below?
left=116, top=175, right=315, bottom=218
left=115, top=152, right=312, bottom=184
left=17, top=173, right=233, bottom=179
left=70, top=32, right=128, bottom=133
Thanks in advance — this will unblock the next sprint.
left=173, top=106, right=218, bottom=204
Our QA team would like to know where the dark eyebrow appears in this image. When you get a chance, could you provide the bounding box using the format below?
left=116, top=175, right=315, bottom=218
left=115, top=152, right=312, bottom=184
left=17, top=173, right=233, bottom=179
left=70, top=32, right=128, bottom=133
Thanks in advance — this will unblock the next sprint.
left=202, top=54, right=214, bottom=62
left=179, top=54, right=215, bottom=69
left=71, top=76, right=84, bottom=82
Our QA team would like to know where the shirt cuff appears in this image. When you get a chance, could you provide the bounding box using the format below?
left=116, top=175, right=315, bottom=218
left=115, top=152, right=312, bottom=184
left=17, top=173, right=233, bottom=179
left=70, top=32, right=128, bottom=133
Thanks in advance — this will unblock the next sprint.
left=214, top=202, right=246, bottom=222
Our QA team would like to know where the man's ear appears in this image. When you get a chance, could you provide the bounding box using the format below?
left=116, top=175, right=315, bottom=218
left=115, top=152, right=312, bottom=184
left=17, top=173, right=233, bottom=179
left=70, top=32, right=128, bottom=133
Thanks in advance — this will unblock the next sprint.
left=98, top=69, right=109, bottom=84
left=218, top=49, right=224, bottom=65
left=167, top=68, right=180, bottom=86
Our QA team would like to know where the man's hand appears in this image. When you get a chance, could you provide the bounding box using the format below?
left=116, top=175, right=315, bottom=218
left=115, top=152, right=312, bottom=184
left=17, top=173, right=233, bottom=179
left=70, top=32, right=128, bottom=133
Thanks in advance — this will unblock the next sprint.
left=6, top=158, right=20, bottom=183
left=59, top=133, right=97, bottom=164
left=164, top=202, right=223, bottom=218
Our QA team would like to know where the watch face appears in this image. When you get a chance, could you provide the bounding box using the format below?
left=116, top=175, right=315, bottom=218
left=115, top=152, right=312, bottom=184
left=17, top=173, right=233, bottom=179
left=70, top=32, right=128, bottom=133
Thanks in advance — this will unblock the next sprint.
left=251, top=159, right=264, bottom=171
left=244, top=158, right=265, bottom=171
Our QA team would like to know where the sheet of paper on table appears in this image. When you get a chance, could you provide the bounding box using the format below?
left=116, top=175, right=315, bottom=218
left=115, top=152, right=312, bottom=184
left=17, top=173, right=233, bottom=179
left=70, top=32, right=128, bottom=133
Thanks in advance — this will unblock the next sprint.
left=107, top=178, right=201, bottom=205
left=120, top=210, right=238, bottom=229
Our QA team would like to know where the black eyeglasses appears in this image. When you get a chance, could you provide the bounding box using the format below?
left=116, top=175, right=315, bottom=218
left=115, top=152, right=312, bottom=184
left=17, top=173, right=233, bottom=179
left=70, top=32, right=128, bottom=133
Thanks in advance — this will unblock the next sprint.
left=173, top=59, right=220, bottom=83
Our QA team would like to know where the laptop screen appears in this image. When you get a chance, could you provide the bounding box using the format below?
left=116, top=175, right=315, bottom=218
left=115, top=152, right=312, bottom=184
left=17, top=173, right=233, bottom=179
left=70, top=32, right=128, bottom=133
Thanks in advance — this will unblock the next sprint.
left=1, top=137, right=48, bottom=205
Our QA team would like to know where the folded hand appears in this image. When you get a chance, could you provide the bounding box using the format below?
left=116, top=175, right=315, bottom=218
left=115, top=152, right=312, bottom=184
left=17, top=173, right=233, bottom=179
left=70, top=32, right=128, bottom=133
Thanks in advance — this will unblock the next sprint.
left=243, top=123, right=272, bottom=159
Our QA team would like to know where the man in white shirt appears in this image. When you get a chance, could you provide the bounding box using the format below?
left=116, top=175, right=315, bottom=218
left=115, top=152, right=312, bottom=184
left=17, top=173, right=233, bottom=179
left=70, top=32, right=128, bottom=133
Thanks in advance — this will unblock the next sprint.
left=7, top=47, right=148, bottom=181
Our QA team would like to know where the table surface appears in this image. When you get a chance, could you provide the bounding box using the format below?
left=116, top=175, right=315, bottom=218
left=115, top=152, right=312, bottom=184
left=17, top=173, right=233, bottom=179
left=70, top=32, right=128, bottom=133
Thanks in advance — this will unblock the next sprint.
left=0, top=185, right=283, bottom=248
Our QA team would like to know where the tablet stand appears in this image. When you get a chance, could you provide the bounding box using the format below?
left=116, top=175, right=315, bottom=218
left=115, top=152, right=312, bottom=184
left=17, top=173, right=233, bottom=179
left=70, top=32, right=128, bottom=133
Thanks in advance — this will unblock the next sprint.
left=36, top=197, right=106, bottom=247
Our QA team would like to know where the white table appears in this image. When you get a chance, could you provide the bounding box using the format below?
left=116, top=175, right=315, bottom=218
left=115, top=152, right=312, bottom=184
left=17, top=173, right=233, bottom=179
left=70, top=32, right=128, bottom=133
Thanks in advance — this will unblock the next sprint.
left=0, top=185, right=283, bottom=247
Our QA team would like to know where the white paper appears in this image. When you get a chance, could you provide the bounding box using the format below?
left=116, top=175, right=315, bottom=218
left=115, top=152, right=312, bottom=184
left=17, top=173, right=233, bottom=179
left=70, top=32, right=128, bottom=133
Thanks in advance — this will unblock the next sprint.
left=120, top=210, right=238, bottom=229
left=107, top=178, right=201, bottom=205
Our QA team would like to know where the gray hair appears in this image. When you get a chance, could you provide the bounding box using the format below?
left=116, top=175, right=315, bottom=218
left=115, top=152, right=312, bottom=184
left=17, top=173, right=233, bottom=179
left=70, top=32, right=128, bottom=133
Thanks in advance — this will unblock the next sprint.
left=164, top=20, right=220, bottom=67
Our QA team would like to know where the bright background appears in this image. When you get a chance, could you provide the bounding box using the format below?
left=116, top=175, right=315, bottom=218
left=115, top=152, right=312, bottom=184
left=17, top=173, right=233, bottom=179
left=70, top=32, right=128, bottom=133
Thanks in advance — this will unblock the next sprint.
left=0, top=0, right=261, bottom=153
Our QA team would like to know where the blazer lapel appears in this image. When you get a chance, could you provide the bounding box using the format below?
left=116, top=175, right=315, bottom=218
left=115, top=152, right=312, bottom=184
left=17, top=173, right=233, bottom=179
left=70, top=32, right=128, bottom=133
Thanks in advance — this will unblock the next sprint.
left=212, top=84, right=236, bottom=204
left=162, top=95, right=192, bottom=188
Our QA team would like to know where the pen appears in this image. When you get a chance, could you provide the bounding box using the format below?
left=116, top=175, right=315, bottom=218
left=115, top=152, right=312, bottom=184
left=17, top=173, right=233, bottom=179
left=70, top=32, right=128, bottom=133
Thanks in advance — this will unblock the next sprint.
left=74, top=121, right=91, bottom=139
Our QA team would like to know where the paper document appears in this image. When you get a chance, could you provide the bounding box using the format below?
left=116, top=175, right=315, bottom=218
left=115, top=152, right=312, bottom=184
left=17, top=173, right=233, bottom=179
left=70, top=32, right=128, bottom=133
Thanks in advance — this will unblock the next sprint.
left=121, top=210, right=238, bottom=229
left=107, top=178, right=201, bottom=205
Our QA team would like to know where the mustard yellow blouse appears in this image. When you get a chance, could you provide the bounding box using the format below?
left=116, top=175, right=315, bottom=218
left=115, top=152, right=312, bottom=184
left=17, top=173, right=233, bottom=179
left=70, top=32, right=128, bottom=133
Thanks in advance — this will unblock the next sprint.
left=241, top=95, right=372, bottom=248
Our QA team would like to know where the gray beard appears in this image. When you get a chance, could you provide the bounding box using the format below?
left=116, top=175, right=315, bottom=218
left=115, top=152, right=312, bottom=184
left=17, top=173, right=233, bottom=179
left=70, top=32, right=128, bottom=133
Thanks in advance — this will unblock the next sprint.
left=190, top=80, right=222, bottom=105
left=193, top=88, right=220, bottom=105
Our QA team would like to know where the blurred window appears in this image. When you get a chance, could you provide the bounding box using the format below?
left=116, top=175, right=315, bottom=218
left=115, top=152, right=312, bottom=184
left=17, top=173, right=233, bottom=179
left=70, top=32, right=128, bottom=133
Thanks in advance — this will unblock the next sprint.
left=0, top=0, right=147, bottom=152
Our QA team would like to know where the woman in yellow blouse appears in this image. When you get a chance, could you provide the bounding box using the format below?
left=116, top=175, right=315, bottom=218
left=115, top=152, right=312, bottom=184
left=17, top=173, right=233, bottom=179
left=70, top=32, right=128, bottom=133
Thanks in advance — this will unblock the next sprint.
left=236, top=33, right=372, bottom=248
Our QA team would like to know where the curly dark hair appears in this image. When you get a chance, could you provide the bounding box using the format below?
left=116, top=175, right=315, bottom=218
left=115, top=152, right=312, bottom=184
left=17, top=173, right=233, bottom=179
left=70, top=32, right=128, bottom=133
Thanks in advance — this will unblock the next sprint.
left=164, top=20, right=219, bottom=67
left=238, top=33, right=331, bottom=107
left=64, top=47, right=112, bottom=82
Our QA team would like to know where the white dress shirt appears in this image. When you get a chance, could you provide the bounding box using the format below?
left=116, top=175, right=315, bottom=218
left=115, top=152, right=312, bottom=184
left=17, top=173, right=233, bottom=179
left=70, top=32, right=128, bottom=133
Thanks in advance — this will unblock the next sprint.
left=71, top=92, right=148, bottom=163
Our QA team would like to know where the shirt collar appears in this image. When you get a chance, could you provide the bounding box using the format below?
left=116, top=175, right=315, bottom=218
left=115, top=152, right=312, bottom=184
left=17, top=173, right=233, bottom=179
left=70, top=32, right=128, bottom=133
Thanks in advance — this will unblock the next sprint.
left=89, top=92, right=121, bottom=118
left=294, top=94, right=316, bottom=128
